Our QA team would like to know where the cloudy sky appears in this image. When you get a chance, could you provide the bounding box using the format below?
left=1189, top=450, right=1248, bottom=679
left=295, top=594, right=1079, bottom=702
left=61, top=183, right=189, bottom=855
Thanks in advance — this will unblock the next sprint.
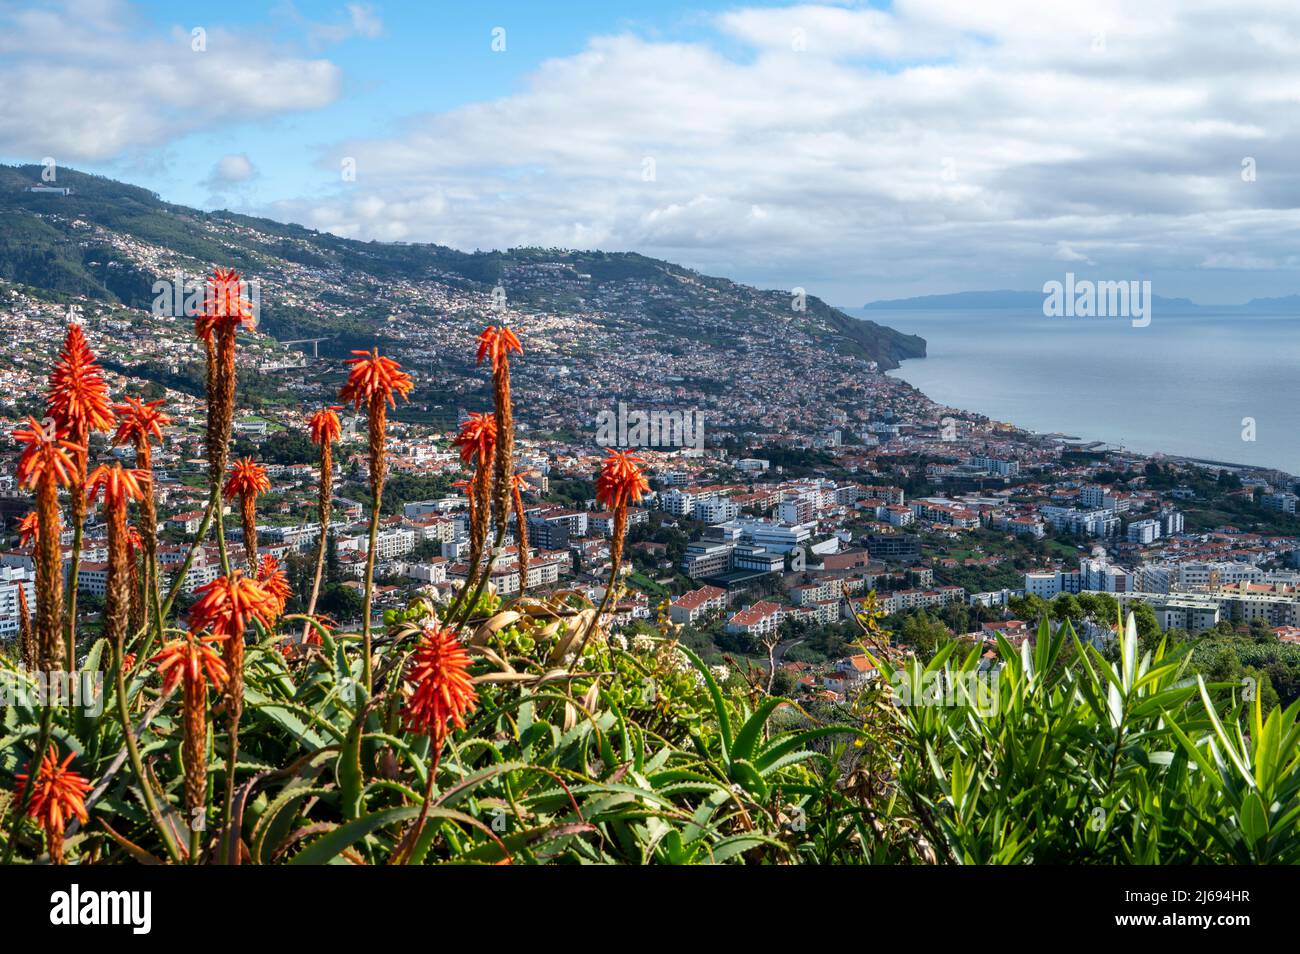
left=4, top=0, right=1300, bottom=305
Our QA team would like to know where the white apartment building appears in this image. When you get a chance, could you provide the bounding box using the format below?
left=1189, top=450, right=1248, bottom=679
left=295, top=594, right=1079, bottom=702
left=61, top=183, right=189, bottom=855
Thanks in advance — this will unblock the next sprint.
left=1079, top=557, right=1132, bottom=592
left=1136, top=560, right=1264, bottom=593
left=884, top=505, right=915, bottom=527
left=682, top=541, right=733, bottom=579
left=1040, top=506, right=1121, bottom=538
left=660, top=489, right=697, bottom=517
left=587, top=509, right=649, bottom=537
left=1079, top=486, right=1132, bottom=513
left=1117, top=587, right=1300, bottom=632
left=536, top=509, right=588, bottom=537
left=0, top=566, right=36, bottom=640
left=484, top=558, right=563, bottom=597
left=970, top=456, right=1020, bottom=476
left=403, top=558, right=449, bottom=584
left=1025, top=571, right=1063, bottom=599
left=403, top=497, right=467, bottom=518
left=1178, top=561, right=1261, bottom=591
left=735, top=519, right=816, bottom=555
left=911, top=499, right=980, bottom=529
left=76, top=562, right=110, bottom=598
left=871, top=587, right=965, bottom=615
left=795, top=599, right=841, bottom=626
left=1025, top=556, right=1133, bottom=598
left=1134, top=564, right=1176, bottom=594
left=411, top=517, right=457, bottom=545
left=1264, top=492, right=1299, bottom=514
left=724, top=600, right=785, bottom=637
left=1126, top=519, right=1161, bottom=545
left=669, top=585, right=728, bottom=625
left=523, top=559, right=562, bottom=590
left=372, top=528, right=417, bottom=560
left=789, top=579, right=844, bottom=605
left=694, top=497, right=740, bottom=523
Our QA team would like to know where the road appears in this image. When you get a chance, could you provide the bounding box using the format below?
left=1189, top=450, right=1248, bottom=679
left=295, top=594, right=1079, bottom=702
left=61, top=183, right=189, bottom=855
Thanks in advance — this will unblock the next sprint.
left=772, top=638, right=805, bottom=666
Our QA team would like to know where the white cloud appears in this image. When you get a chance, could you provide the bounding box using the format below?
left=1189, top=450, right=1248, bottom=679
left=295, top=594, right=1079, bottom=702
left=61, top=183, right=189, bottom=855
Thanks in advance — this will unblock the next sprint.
left=346, top=4, right=383, bottom=39
left=259, top=1, right=1300, bottom=301
left=209, top=153, right=258, bottom=185
left=11, top=1, right=1300, bottom=302
left=1054, top=243, right=1093, bottom=264
left=292, top=2, right=385, bottom=48
left=0, top=0, right=343, bottom=162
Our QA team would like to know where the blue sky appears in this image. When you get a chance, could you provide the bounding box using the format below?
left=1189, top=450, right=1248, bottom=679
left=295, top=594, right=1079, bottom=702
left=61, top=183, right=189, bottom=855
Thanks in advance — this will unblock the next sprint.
left=4, top=0, right=1300, bottom=306
left=14, top=0, right=821, bottom=211
left=117, top=1, right=753, bottom=208
left=125, top=1, right=702, bottom=204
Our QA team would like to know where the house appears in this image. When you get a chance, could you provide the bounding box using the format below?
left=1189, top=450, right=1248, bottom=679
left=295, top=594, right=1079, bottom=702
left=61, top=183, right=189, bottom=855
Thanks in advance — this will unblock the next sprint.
left=165, top=510, right=205, bottom=534
left=724, top=600, right=785, bottom=637
left=981, top=620, right=1032, bottom=646
left=668, top=585, right=727, bottom=625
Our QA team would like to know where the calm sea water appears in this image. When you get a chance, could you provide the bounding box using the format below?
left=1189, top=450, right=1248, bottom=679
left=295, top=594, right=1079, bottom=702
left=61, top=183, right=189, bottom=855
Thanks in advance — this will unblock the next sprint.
left=851, top=307, right=1300, bottom=474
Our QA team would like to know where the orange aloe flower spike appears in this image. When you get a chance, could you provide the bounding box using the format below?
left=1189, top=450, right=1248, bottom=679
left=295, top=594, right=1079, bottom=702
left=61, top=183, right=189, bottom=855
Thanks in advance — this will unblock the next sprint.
left=111, top=397, right=171, bottom=448
left=308, top=405, right=344, bottom=446
left=475, top=324, right=523, bottom=374
left=223, top=457, right=271, bottom=500
left=201, top=268, right=255, bottom=333
left=15, top=745, right=91, bottom=862
left=256, top=555, right=293, bottom=618
left=452, top=412, right=497, bottom=466
left=400, top=626, right=478, bottom=743
left=17, top=511, right=40, bottom=549
left=149, top=633, right=229, bottom=694
left=85, top=463, right=150, bottom=509
left=339, top=349, right=413, bottom=410
left=47, top=324, right=115, bottom=437
left=13, top=418, right=80, bottom=489
left=596, top=450, right=650, bottom=511
left=187, top=572, right=279, bottom=639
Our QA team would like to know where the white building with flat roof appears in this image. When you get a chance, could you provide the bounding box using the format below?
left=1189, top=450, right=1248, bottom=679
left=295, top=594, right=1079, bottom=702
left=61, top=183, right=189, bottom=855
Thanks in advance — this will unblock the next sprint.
left=0, top=566, right=36, bottom=640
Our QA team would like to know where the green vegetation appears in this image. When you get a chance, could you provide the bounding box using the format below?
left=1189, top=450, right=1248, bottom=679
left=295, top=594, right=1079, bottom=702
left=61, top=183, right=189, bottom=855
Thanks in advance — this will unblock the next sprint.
left=0, top=163, right=924, bottom=369
left=377, top=474, right=454, bottom=515
left=880, top=616, right=1300, bottom=862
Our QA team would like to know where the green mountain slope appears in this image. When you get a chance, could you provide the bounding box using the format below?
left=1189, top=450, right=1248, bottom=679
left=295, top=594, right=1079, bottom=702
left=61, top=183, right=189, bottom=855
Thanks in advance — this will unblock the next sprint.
left=0, top=164, right=924, bottom=368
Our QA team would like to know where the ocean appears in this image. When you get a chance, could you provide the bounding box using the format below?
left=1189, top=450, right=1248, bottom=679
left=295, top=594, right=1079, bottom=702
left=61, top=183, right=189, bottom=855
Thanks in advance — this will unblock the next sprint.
left=849, top=306, right=1300, bottom=474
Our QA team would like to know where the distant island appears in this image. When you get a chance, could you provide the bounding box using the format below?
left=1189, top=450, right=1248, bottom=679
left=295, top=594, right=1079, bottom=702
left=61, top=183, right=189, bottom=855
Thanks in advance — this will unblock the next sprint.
left=859, top=289, right=1300, bottom=312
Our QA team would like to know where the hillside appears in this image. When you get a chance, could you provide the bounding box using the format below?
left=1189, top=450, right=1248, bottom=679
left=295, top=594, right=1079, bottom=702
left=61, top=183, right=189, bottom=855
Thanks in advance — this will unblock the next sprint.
left=0, top=164, right=924, bottom=369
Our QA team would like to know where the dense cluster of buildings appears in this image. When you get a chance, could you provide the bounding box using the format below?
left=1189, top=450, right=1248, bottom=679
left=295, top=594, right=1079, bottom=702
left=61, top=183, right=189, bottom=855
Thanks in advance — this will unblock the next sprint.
left=5, top=203, right=1300, bottom=671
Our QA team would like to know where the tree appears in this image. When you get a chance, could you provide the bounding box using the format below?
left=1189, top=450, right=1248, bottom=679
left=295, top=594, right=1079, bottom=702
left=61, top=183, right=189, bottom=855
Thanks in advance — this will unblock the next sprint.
left=1008, top=593, right=1048, bottom=624
left=770, top=667, right=797, bottom=697
left=1050, top=593, right=1084, bottom=623
left=1249, top=619, right=1275, bottom=643
left=318, top=582, right=364, bottom=622
left=899, top=611, right=951, bottom=658
left=258, top=430, right=316, bottom=465
left=1077, top=591, right=1118, bottom=625
left=1245, top=666, right=1281, bottom=714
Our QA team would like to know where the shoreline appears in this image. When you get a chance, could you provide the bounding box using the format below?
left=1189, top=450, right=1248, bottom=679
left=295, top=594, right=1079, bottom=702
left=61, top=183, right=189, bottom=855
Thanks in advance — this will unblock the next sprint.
left=885, top=350, right=1295, bottom=481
